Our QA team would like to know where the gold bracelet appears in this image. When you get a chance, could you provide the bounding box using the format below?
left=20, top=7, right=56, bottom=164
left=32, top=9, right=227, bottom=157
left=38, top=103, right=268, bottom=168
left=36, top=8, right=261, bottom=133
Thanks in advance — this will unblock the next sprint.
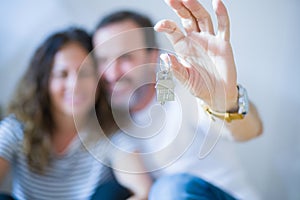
left=202, top=84, right=249, bottom=123
left=202, top=105, right=244, bottom=123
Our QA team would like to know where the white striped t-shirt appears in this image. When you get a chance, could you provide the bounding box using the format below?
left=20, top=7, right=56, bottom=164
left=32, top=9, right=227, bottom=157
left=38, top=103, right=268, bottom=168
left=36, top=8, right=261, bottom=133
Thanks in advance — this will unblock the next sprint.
left=0, top=115, right=114, bottom=200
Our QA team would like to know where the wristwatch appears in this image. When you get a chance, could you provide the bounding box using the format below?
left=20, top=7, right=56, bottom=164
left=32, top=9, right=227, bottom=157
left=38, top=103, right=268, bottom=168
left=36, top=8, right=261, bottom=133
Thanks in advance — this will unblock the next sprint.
left=203, top=84, right=249, bottom=123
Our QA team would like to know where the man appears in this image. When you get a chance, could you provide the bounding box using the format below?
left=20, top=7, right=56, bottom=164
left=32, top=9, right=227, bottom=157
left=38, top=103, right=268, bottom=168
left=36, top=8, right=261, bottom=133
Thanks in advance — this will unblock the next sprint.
left=92, top=0, right=263, bottom=199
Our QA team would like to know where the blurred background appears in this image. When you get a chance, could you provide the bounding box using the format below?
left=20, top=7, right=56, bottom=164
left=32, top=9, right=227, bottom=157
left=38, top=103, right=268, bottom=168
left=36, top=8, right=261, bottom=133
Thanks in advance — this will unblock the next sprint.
left=1, top=0, right=299, bottom=199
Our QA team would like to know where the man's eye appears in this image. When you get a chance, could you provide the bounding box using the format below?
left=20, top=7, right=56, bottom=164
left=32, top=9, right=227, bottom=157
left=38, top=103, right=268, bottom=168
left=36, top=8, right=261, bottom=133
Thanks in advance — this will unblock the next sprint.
left=97, top=57, right=107, bottom=65
left=78, top=69, right=94, bottom=78
left=119, top=54, right=131, bottom=60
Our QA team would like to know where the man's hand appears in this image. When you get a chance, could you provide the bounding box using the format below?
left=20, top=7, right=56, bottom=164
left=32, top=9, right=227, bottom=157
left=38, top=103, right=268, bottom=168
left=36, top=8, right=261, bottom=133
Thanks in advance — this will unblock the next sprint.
left=155, top=0, right=238, bottom=112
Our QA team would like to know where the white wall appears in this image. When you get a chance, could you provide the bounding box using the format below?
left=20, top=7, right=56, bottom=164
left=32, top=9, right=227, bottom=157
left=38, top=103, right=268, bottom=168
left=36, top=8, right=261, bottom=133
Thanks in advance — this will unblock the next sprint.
left=1, top=0, right=299, bottom=199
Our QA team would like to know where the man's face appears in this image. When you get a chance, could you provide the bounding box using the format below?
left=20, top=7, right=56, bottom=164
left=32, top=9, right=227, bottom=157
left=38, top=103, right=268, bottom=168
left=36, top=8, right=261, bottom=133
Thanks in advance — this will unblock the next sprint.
left=93, top=20, right=157, bottom=110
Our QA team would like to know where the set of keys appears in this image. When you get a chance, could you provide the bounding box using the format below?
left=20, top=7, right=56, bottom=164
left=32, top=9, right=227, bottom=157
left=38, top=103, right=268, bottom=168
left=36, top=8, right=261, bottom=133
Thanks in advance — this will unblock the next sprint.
left=155, top=54, right=175, bottom=105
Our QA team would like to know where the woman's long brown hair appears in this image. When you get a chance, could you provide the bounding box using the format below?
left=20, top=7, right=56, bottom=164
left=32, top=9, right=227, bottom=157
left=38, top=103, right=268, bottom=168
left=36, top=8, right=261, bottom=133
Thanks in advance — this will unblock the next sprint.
left=7, top=27, right=117, bottom=173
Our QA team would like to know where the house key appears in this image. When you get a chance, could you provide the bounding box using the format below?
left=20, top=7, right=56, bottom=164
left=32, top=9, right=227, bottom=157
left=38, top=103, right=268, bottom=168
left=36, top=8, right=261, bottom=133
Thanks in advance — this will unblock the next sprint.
left=155, top=55, right=175, bottom=105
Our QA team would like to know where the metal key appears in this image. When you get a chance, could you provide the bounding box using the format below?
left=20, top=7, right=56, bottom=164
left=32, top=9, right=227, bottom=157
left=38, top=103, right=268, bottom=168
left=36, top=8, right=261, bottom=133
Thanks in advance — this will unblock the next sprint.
left=155, top=55, right=175, bottom=105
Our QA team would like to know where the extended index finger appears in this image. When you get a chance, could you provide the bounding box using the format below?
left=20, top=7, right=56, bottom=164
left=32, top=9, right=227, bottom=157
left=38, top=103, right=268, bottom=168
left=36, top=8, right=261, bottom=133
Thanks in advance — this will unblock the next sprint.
left=154, top=19, right=185, bottom=46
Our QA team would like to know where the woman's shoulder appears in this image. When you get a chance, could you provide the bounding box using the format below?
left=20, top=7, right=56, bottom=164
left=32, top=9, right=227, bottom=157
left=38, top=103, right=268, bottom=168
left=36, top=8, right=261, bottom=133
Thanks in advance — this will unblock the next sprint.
left=0, top=114, right=24, bottom=161
left=0, top=114, right=24, bottom=140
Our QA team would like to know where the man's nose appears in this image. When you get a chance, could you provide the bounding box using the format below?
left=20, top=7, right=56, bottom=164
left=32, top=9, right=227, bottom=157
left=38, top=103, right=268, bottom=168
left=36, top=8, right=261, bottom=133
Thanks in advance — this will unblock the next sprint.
left=104, top=60, right=126, bottom=82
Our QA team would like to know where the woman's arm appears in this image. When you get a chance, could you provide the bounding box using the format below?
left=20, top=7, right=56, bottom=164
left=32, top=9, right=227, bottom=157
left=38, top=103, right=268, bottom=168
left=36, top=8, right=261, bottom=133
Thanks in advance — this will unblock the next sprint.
left=112, top=152, right=152, bottom=200
left=0, top=158, right=10, bottom=185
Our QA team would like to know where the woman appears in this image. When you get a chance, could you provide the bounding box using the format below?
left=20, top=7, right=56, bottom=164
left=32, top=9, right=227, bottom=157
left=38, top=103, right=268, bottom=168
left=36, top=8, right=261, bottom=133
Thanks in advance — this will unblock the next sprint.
left=0, top=27, right=151, bottom=200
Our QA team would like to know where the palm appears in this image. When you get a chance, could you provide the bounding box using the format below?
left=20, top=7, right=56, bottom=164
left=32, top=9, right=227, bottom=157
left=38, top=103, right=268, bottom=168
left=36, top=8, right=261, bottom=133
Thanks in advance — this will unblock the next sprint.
left=181, top=33, right=236, bottom=96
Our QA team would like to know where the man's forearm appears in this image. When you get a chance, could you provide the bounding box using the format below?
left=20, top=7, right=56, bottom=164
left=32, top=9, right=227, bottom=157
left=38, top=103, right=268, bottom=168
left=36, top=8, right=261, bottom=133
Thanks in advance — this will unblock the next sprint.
left=225, top=102, right=263, bottom=141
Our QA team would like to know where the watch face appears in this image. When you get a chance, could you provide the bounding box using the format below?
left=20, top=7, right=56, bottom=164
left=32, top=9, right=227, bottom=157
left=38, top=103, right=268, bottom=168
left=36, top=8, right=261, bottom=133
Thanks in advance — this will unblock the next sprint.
left=237, top=84, right=249, bottom=115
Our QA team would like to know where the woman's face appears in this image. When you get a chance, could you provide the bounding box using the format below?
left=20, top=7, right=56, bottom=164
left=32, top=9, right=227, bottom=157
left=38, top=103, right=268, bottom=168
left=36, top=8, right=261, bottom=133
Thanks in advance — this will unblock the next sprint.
left=49, top=42, right=97, bottom=119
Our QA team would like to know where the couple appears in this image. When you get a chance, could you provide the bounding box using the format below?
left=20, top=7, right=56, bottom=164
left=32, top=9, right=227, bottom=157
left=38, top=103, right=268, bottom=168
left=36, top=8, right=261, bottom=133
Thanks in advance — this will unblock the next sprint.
left=0, top=0, right=262, bottom=199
